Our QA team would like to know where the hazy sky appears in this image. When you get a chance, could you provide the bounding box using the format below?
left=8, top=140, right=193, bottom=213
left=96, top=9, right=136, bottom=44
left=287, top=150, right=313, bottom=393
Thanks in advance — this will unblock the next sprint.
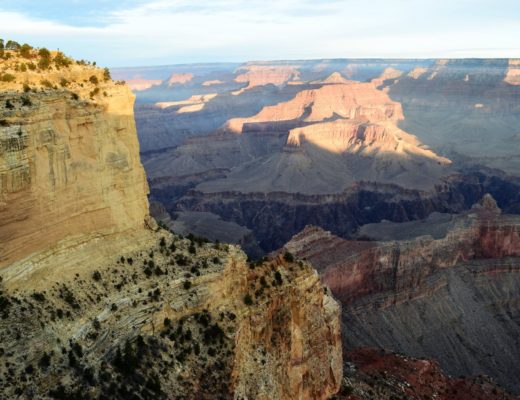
left=0, top=0, right=519, bottom=67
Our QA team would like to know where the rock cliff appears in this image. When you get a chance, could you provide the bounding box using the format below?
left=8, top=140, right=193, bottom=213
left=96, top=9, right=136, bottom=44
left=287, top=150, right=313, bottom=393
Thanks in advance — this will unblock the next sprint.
left=0, top=45, right=342, bottom=399
left=0, top=52, right=149, bottom=270
left=284, top=196, right=520, bottom=393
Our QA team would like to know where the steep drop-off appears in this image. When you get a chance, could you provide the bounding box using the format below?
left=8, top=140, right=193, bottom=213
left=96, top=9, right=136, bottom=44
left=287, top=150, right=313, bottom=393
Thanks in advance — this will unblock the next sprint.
left=0, top=55, right=149, bottom=270
left=284, top=196, right=520, bottom=393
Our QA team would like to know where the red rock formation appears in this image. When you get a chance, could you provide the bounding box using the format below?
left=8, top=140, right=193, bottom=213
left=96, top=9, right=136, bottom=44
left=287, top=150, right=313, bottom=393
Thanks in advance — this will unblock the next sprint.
left=233, top=65, right=300, bottom=94
left=286, top=203, right=520, bottom=307
left=227, top=79, right=404, bottom=133
left=167, top=73, right=193, bottom=86
left=284, top=196, right=520, bottom=393
left=339, top=348, right=519, bottom=400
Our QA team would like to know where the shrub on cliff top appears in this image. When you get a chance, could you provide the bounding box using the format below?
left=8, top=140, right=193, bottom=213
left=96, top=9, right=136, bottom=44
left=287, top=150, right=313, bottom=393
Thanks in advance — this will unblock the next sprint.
left=20, top=43, right=33, bottom=59
left=103, top=67, right=111, bottom=81
left=1, top=73, right=15, bottom=82
left=283, top=251, right=294, bottom=262
left=38, top=48, right=50, bottom=59
left=243, top=293, right=253, bottom=306
left=5, top=40, right=21, bottom=50
left=53, top=52, right=71, bottom=67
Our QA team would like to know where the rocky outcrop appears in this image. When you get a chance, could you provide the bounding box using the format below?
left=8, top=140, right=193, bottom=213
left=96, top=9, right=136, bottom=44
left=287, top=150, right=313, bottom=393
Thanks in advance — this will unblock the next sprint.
left=126, top=78, right=163, bottom=91
left=505, top=59, right=520, bottom=85
left=167, top=73, right=194, bottom=86
left=226, top=78, right=404, bottom=133
left=0, top=232, right=342, bottom=399
left=155, top=93, right=218, bottom=113
left=284, top=197, right=520, bottom=393
left=177, top=76, right=450, bottom=196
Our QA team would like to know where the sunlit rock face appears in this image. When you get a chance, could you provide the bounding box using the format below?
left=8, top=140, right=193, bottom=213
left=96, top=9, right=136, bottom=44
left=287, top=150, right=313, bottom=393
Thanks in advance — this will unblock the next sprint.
left=232, top=64, right=301, bottom=95
left=0, top=59, right=149, bottom=270
left=284, top=196, right=520, bottom=393
left=167, top=73, right=194, bottom=86
left=167, top=73, right=450, bottom=196
left=126, top=78, right=163, bottom=91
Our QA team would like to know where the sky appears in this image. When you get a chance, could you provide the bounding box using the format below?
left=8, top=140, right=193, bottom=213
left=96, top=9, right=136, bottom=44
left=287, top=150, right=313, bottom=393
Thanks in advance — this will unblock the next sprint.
left=0, top=0, right=519, bottom=67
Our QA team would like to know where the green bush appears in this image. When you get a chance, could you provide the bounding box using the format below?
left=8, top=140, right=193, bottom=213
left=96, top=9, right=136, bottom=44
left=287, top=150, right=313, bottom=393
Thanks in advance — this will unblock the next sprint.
left=1, top=73, right=15, bottom=82
left=243, top=293, right=253, bottom=306
left=89, top=87, right=100, bottom=97
left=20, top=43, right=32, bottom=58
left=38, top=48, right=51, bottom=59
left=53, top=52, right=71, bottom=67
left=283, top=251, right=294, bottom=262
left=40, top=79, right=53, bottom=88
left=103, top=67, right=111, bottom=81
left=6, top=40, right=20, bottom=50
left=21, top=96, right=32, bottom=107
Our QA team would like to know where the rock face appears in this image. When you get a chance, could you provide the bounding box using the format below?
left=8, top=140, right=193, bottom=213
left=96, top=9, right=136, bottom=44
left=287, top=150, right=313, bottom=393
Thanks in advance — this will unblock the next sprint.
left=146, top=74, right=453, bottom=248
left=505, top=59, right=520, bottom=85
left=0, top=60, right=149, bottom=269
left=387, top=58, right=520, bottom=175
left=144, top=57, right=520, bottom=250
left=284, top=197, right=520, bottom=393
left=0, top=47, right=342, bottom=399
left=226, top=78, right=405, bottom=133
left=126, top=78, right=163, bottom=91
left=167, top=73, right=194, bottom=86
left=171, top=172, right=520, bottom=253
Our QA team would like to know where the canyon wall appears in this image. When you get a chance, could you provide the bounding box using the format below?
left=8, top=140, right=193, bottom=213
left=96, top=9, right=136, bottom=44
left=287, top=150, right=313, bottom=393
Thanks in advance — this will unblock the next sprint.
left=173, top=173, right=520, bottom=253
left=0, top=66, right=149, bottom=269
left=285, top=197, right=520, bottom=393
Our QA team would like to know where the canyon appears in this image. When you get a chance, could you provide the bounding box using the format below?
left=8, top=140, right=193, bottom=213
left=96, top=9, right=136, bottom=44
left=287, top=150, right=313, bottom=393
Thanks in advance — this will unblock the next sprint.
left=110, top=58, right=520, bottom=396
left=1, top=44, right=518, bottom=398
left=111, top=59, right=520, bottom=255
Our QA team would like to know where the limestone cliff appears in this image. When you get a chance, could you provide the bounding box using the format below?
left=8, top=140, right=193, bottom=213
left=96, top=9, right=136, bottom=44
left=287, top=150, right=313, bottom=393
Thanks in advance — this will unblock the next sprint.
left=0, top=51, right=149, bottom=269
left=0, top=45, right=342, bottom=399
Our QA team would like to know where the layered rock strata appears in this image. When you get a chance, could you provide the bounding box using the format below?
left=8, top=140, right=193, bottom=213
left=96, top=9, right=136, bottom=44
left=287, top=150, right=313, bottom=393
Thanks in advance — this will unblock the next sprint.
left=0, top=59, right=149, bottom=269
left=0, top=233, right=341, bottom=399
left=284, top=197, right=520, bottom=392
